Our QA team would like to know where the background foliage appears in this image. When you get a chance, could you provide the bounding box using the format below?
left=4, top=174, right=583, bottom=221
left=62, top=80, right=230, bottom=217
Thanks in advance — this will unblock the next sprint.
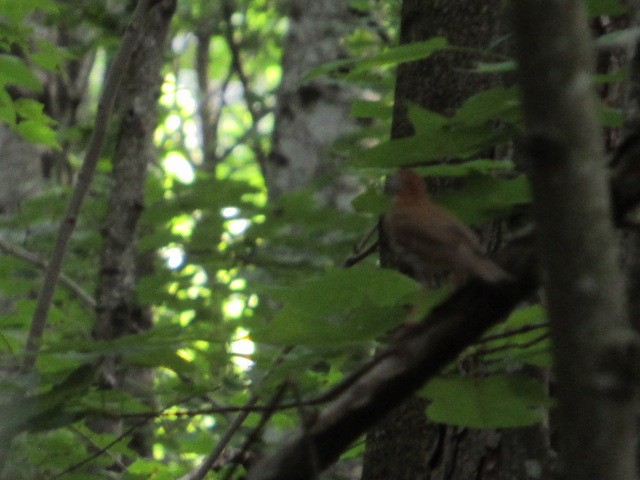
left=0, top=0, right=630, bottom=478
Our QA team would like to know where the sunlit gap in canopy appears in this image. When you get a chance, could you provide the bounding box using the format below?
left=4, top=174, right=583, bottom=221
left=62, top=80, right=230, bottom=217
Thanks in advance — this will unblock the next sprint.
left=229, top=327, right=255, bottom=370
left=222, top=206, right=251, bottom=236
left=224, top=277, right=257, bottom=371
left=155, top=45, right=261, bottom=373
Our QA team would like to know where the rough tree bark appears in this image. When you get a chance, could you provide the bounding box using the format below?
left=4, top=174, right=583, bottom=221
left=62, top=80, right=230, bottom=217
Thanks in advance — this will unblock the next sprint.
left=264, top=0, right=363, bottom=209
left=363, top=2, right=552, bottom=479
left=91, top=0, right=177, bottom=463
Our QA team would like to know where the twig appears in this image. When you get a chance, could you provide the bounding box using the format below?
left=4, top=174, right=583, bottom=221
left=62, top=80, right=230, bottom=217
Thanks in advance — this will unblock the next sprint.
left=121, top=348, right=395, bottom=421
left=343, top=240, right=379, bottom=268
left=195, top=22, right=233, bottom=169
left=0, top=237, right=96, bottom=309
left=245, top=253, right=538, bottom=480
left=221, top=382, right=289, bottom=480
left=477, top=332, right=550, bottom=359
left=46, top=418, right=148, bottom=480
left=343, top=221, right=380, bottom=267
left=47, top=394, right=193, bottom=479
left=67, top=425, right=127, bottom=471
left=177, top=395, right=261, bottom=480
left=178, top=348, right=292, bottom=480
left=220, top=0, right=267, bottom=169
left=474, top=321, right=548, bottom=345
left=23, top=0, right=164, bottom=371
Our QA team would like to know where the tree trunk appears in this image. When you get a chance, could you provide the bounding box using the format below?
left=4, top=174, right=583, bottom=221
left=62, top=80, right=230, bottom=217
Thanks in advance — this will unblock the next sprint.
left=514, top=2, right=637, bottom=479
left=264, top=0, right=363, bottom=209
left=363, top=2, right=553, bottom=479
left=91, top=0, right=177, bottom=464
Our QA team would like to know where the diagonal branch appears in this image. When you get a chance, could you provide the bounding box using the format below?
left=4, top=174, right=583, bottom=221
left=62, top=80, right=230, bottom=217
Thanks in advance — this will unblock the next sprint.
left=0, top=237, right=95, bottom=309
left=246, top=248, right=537, bottom=480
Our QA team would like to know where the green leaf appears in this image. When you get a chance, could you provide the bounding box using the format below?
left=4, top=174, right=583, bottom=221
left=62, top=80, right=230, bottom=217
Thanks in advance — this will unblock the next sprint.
left=351, top=184, right=389, bottom=214
left=0, top=87, right=16, bottom=125
left=304, top=38, right=448, bottom=81
left=422, top=374, right=550, bottom=428
left=350, top=99, right=393, bottom=120
left=413, top=159, right=514, bottom=177
left=480, top=305, right=551, bottom=368
left=15, top=120, right=60, bottom=149
left=0, top=0, right=58, bottom=21
left=15, top=98, right=54, bottom=124
left=595, top=67, right=627, bottom=85
left=595, top=27, right=640, bottom=48
left=0, top=364, right=96, bottom=437
left=29, top=40, right=71, bottom=72
left=452, top=86, right=521, bottom=125
left=600, top=104, right=623, bottom=127
left=406, top=103, right=448, bottom=131
left=252, top=265, right=427, bottom=346
left=354, top=103, right=510, bottom=168
left=438, top=175, right=531, bottom=224
left=475, top=61, right=516, bottom=74
left=0, top=54, right=42, bottom=91
left=351, top=37, right=449, bottom=73
left=586, top=0, right=627, bottom=16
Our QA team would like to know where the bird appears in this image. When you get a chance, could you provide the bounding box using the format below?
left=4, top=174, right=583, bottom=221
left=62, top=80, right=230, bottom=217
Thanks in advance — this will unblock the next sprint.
left=383, top=169, right=511, bottom=283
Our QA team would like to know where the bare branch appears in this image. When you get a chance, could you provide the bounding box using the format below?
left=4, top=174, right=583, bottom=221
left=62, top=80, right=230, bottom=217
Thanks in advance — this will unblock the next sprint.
left=0, top=237, right=95, bottom=309
left=221, top=383, right=289, bottom=480
left=221, top=0, right=268, bottom=169
left=47, top=418, right=148, bottom=480
left=178, top=349, right=292, bottom=480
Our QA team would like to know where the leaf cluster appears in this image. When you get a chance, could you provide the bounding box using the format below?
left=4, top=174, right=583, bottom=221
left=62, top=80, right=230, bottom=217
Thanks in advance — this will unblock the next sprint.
left=0, top=0, right=631, bottom=477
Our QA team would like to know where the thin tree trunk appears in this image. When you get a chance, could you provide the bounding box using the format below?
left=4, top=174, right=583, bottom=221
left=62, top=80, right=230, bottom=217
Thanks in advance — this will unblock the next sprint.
left=91, top=0, right=176, bottom=464
left=514, top=2, right=637, bottom=479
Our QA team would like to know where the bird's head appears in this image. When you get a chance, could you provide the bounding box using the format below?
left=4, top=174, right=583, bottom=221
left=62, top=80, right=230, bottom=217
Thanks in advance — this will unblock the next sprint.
left=385, top=169, right=427, bottom=198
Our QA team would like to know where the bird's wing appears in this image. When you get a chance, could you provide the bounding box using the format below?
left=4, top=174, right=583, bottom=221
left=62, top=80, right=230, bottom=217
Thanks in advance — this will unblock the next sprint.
left=388, top=204, right=482, bottom=248
left=385, top=209, right=464, bottom=265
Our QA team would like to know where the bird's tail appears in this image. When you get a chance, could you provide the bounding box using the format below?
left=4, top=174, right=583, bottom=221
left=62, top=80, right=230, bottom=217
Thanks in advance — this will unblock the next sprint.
left=472, top=257, right=513, bottom=283
left=457, top=247, right=512, bottom=283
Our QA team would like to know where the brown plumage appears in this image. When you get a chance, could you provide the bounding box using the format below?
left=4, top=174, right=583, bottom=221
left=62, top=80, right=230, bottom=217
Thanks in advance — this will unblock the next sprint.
left=384, top=169, right=511, bottom=283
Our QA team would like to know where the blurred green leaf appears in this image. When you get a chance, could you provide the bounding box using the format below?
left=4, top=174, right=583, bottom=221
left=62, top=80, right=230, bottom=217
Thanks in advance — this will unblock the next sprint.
left=30, top=40, right=72, bottom=72
left=304, top=37, right=448, bottom=81
left=475, top=61, right=516, bottom=74
left=0, top=0, right=58, bottom=21
left=414, top=159, right=514, bottom=177
left=600, top=104, right=623, bottom=127
left=586, top=0, right=627, bottom=16
left=350, top=99, right=393, bottom=120
left=452, top=86, right=520, bottom=125
left=438, top=175, right=531, bottom=224
left=479, top=305, right=551, bottom=368
left=422, top=374, right=550, bottom=428
left=0, top=54, right=42, bottom=91
left=0, top=364, right=96, bottom=437
left=252, top=265, right=434, bottom=346
left=354, top=103, right=511, bottom=168
left=15, top=120, right=60, bottom=149
left=351, top=184, right=389, bottom=214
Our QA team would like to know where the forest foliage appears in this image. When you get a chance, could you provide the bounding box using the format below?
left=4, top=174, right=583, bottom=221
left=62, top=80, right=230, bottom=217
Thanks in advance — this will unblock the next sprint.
left=0, top=0, right=631, bottom=478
